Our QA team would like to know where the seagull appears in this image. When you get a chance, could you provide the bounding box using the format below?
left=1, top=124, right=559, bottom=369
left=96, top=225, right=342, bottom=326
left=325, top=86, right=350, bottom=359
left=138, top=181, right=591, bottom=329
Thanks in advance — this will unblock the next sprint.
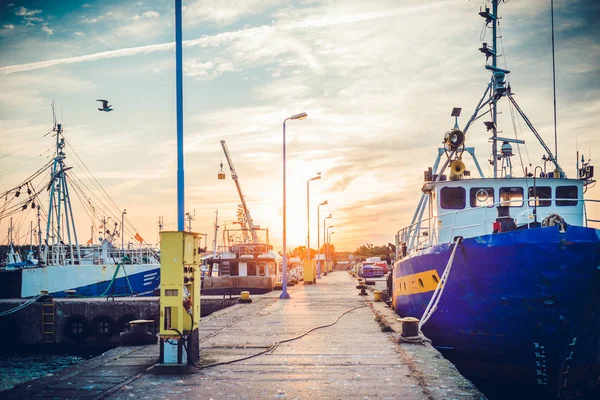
left=96, top=99, right=113, bottom=112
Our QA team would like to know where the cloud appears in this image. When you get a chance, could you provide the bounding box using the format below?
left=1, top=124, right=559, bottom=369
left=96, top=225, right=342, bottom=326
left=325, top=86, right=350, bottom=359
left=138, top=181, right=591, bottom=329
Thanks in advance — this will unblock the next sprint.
left=82, top=17, right=101, bottom=23
left=184, top=0, right=279, bottom=26
left=82, top=3, right=91, bottom=8
left=74, top=31, right=84, bottom=36
left=0, top=26, right=270, bottom=75
left=41, top=24, right=53, bottom=36
left=184, top=58, right=236, bottom=80
left=142, top=10, right=160, bottom=19
left=2, top=24, right=14, bottom=30
left=15, top=6, right=42, bottom=17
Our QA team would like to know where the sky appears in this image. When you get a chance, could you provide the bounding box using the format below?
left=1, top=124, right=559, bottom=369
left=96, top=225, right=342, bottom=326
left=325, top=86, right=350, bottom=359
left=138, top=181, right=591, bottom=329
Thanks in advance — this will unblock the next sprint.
left=0, top=0, right=599, bottom=252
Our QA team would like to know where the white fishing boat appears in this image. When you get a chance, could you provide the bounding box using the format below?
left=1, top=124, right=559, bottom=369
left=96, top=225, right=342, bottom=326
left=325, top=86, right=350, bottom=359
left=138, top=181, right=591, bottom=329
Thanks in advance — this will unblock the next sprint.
left=0, top=113, right=160, bottom=298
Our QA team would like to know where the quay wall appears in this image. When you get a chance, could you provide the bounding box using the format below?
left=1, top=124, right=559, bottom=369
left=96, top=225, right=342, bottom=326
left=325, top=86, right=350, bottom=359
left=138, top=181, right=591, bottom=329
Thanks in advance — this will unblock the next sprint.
left=0, top=296, right=237, bottom=348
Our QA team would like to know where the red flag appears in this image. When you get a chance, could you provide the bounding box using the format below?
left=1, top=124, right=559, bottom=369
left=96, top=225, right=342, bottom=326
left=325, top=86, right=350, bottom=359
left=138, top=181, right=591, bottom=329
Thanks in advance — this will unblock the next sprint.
left=134, top=233, right=144, bottom=244
left=86, top=238, right=92, bottom=245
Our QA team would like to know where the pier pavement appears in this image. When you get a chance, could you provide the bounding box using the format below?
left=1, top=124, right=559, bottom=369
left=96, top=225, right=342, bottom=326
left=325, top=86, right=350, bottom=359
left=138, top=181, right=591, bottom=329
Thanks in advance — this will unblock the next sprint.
left=3, top=271, right=484, bottom=400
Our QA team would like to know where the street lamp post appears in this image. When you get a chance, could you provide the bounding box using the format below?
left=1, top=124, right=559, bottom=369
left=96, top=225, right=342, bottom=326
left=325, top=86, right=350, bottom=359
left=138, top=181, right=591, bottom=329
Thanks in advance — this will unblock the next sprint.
left=306, top=174, right=321, bottom=263
left=328, top=231, right=336, bottom=272
left=317, top=202, right=328, bottom=279
left=322, top=214, right=332, bottom=276
left=281, top=112, right=307, bottom=300
left=326, top=225, right=334, bottom=274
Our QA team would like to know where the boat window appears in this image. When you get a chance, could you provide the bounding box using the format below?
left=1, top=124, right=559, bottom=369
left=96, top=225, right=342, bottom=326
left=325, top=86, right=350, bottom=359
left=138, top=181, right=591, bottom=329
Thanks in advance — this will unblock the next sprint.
left=247, top=262, right=257, bottom=276
left=230, top=262, right=239, bottom=276
left=469, top=187, right=494, bottom=207
left=528, top=186, right=551, bottom=207
left=258, top=263, right=266, bottom=276
left=499, top=187, right=524, bottom=207
left=556, top=186, right=578, bottom=206
left=440, top=187, right=466, bottom=209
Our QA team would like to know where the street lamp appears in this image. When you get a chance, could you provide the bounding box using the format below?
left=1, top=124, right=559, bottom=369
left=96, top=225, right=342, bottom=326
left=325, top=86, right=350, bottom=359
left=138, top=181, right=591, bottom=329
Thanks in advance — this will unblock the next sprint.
left=306, top=173, right=321, bottom=262
left=326, top=225, right=334, bottom=274
left=317, top=201, right=328, bottom=279
left=281, top=112, right=307, bottom=300
left=321, top=213, right=332, bottom=276
left=328, top=231, right=336, bottom=272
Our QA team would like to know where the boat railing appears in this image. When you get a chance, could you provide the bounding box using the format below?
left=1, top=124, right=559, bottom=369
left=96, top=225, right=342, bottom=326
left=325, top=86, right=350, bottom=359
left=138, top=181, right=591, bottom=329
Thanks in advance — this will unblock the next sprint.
left=397, top=197, right=599, bottom=258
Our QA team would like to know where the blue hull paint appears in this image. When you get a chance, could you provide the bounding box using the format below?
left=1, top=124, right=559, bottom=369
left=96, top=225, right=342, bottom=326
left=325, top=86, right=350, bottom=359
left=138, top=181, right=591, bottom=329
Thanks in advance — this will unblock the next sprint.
left=49, top=267, right=160, bottom=298
left=393, top=225, right=600, bottom=394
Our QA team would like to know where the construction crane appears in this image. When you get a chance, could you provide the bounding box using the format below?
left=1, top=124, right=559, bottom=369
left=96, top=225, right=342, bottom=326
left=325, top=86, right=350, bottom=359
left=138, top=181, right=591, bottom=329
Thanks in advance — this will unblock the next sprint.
left=219, top=140, right=260, bottom=244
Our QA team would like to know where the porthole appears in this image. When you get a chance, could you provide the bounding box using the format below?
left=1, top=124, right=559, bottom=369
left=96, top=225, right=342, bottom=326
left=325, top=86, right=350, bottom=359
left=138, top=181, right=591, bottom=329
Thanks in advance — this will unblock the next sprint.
left=432, top=275, right=439, bottom=283
left=418, top=278, right=424, bottom=288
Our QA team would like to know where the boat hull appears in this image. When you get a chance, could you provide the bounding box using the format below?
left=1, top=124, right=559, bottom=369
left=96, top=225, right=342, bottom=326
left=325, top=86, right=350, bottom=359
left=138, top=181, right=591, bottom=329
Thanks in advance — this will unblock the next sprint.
left=392, top=225, right=600, bottom=395
left=0, top=264, right=160, bottom=298
left=202, top=276, right=276, bottom=295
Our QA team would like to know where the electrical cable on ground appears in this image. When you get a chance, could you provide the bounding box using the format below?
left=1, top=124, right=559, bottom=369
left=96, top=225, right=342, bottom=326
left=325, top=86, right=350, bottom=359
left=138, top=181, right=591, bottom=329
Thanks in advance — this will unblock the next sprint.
left=169, top=304, right=369, bottom=370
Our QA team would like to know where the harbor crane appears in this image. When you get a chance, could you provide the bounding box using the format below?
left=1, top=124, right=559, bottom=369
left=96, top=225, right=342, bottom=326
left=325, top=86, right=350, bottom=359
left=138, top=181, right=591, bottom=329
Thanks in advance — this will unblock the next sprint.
left=219, top=140, right=260, bottom=244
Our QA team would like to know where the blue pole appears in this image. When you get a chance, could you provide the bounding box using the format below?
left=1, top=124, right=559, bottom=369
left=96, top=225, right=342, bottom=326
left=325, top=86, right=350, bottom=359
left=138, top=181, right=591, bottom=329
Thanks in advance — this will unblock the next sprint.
left=175, top=0, right=184, bottom=231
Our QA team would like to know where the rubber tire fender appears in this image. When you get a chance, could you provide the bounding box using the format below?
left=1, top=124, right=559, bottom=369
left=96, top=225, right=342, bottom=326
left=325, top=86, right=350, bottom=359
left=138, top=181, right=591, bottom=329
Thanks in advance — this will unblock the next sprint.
left=63, top=315, right=89, bottom=342
left=90, top=315, right=116, bottom=340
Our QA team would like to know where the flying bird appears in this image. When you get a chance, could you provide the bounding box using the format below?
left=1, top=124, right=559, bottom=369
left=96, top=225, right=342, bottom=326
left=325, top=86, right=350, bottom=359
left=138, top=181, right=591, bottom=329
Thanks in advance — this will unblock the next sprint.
left=96, top=99, right=113, bottom=112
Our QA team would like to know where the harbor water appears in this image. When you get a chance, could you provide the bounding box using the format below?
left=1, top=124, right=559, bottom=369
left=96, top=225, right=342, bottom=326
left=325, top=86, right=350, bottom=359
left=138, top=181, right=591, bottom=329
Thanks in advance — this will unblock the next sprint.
left=0, top=347, right=108, bottom=392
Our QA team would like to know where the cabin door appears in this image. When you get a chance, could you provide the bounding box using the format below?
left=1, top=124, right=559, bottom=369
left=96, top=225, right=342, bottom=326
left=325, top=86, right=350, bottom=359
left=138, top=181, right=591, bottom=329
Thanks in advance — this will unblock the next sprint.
left=239, top=262, right=247, bottom=277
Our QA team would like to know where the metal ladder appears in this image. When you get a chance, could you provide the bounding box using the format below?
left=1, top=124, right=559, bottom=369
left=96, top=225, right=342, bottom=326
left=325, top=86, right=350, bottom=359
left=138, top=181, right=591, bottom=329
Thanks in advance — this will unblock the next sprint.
left=42, top=301, right=55, bottom=343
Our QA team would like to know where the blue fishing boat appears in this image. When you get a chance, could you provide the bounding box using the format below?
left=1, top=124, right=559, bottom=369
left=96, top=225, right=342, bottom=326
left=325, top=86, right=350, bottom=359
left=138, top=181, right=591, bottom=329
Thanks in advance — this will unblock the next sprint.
left=390, top=2, right=599, bottom=397
left=0, top=112, right=160, bottom=299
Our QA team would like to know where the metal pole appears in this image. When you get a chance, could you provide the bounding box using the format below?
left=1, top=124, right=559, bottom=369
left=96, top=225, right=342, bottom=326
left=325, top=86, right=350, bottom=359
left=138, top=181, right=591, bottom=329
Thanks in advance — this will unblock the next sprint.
left=280, top=119, right=290, bottom=299
left=492, top=0, right=498, bottom=178
left=306, top=179, right=310, bottom=262
left=175, top=0, right=185, bottom=231
left=317, top=204, right=321, bottom=279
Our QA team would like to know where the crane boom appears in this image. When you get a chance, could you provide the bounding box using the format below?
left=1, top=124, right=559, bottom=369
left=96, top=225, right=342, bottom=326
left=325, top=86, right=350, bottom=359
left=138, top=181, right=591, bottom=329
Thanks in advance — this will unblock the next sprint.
left=220, top=140, right=260, bottom=244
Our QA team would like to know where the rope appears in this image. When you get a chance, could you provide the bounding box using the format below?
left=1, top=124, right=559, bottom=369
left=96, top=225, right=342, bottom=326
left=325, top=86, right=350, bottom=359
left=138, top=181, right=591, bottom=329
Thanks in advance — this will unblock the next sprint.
left=419, top=236, right=462, bottom=330
left=0, top=295, right=43, bottom=317
left=71, top=257, right=137, bottom=298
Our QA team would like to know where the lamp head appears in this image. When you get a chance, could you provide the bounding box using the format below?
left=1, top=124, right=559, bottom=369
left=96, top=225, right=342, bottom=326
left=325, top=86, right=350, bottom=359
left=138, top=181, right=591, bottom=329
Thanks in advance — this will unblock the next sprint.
left=320, top=200, right=328, bottom=206
left=326, top=214, right=332, bottom=219
left=290, top=112, right=307, bottom=120
left=310, top=175, right=321, bottom=181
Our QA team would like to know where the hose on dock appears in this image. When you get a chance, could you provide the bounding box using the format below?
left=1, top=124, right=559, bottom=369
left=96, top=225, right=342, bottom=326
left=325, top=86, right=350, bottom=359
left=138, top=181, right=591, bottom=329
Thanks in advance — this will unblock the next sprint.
left=176, top=304, right=369, bottom=370
left=0, top=294, right=43, bottom=317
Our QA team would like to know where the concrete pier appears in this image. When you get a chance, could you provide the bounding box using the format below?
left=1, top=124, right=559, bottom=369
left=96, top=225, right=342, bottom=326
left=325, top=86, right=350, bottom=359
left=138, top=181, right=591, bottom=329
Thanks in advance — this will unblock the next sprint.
left=0, top=296, right=238, bottom=347
left=2, top=272, right=485, bottom=399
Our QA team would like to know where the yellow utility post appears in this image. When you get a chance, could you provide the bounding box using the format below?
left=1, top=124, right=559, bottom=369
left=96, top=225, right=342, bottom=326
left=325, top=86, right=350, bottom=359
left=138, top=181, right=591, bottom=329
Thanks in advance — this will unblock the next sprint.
left=303, top=260, right=315, bottom=284
left=156, top=231, right=201, bottom=372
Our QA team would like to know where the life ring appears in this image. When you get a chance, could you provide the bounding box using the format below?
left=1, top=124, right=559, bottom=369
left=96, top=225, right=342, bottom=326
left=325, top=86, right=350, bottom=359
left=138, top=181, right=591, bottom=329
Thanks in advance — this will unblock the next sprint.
left=63, top=315, right=89, bottom=342
left=90, top=315, right=116, bottom=340
left=475, top=188, right=489, bottom=203
left=116, top=314, right=137, bottom=334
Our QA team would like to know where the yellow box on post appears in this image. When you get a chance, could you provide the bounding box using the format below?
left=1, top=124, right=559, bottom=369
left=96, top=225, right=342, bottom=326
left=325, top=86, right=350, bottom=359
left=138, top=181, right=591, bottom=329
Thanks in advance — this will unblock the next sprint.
left=156, top=231, right=201, bottom=373
left=303, top=260, right=315, bottom=285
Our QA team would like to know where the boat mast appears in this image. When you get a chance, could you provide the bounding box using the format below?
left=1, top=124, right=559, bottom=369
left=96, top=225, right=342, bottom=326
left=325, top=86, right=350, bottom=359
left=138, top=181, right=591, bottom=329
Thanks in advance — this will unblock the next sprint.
left=491, top=0, right=498, bottom=178
left=213, top=209, right=219, bottom=257
left=43, top=114, right=81, bottom=265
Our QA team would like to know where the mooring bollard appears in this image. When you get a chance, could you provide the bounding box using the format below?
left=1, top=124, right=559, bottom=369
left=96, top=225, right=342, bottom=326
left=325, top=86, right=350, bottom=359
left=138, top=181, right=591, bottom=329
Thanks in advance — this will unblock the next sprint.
left=120, top=319, right=158, bottom=346
left=239, top=291, right=252, bottom=304
left=398, top=317, right=420, bottom=337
